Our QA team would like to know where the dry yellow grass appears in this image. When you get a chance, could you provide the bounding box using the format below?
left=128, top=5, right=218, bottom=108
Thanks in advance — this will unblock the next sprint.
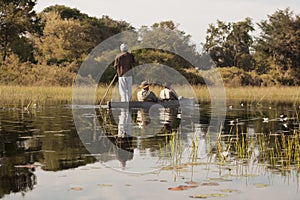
left=1, top=85, right=299, bottom=107
left=153, top=85, right=300, bottom=103
left=0, top=85, right=73, bottom=107
left=222, top=86, right=300, bottom=102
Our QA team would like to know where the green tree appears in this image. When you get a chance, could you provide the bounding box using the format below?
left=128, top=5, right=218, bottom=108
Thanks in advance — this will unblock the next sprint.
left=203, top=18, right=255, bottom=70
left=35, top=5, right=134, bottom=65
left=41, top=5, right=134, bottom=47
left=34, top=11, right=92, bottom=64
left=42, top=4, right=89, bottom=20
left=254, top=8, right=300, bottom=85
left=0, top=0, right=38, bottom=61
left=140, top=21, right=196, bottom=57
left=135, top=21, right=205, bottom=84
left=138, top=21, right=199, bottom=68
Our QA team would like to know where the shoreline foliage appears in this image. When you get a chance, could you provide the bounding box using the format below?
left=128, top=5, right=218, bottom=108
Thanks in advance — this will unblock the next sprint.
left=0, top=3, right=299, bottom=87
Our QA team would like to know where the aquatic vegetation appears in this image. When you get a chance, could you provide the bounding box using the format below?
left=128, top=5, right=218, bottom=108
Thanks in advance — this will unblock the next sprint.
left=156, top=102, right=300, bottom=189
left=215, top=117, right=300, bottom=175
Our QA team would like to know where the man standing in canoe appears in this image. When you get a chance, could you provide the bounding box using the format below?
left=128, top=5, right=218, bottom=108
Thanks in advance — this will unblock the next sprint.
left=114, top=43, right=135, bottom=102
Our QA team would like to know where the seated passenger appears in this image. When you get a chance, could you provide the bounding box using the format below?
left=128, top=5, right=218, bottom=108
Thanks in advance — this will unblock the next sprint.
left=137, top=81, right=159, bottom=102
left=159, top=82, right=178, bottom=101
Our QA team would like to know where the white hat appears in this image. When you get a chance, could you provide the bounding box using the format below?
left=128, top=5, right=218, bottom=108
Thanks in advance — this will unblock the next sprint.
left=120, top=43, right=128, bottom=52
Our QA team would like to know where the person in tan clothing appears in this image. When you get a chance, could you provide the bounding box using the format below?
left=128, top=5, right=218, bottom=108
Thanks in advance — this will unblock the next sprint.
left=137, top=81, right=159, bottom=102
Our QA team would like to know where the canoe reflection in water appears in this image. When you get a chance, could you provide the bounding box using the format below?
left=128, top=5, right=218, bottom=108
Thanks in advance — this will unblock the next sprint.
left=96, top=105, right=181, bottom=170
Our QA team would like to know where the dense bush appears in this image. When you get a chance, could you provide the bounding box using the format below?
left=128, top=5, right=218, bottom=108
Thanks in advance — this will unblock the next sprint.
left=0, top=54, right=76, bottom=86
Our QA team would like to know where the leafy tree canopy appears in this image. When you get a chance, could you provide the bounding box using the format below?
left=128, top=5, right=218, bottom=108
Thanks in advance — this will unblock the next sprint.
left=0, top=0, right=38, bottom=61
left=203, top=17, right=255, bottom=71
left=254, top=8, right=300, bottom=85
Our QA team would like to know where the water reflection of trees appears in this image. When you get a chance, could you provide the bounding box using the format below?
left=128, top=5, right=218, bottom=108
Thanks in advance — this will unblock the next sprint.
left=0, top=166, right=36, bottom=198
left=0, top=107, right=94, bottom=198
left=0, top=109, right=40, bottom=198
left=0, top=141, right=35, bottom=198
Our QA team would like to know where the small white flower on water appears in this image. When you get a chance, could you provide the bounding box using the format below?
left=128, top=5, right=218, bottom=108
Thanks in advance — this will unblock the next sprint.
left=279, top=114, right=288, bottom=122
left=263, top=117, right=269, bottom=123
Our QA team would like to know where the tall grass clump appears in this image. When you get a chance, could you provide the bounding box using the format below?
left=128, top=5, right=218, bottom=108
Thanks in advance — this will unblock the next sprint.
left=0, top=85, right=73, bottom=107
left=191, top=86, right=300, bottom=103
left=1, top=84, right=300, bottom=108
left=217, top=127, right=300, bottom=174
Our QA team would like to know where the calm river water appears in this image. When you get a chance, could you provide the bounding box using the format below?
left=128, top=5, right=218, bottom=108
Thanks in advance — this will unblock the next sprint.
left=0, top=100, right=299, bottom=200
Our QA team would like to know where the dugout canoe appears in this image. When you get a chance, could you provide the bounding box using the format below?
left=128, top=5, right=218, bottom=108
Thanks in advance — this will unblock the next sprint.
left=107, top=98, right=195, bottom=109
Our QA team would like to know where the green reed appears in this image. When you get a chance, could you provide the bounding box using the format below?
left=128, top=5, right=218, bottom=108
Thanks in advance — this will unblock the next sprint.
left=190, top=133, right=199, bottom=163
left=218, top=130, right=300, bottom=173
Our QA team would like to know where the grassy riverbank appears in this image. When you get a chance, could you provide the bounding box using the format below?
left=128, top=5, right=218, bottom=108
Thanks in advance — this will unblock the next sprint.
left=0, top=85, right=299, bottom=107
left=193, top=86, right=300, bottom=103
left=0, top=86, right=73, bottom=107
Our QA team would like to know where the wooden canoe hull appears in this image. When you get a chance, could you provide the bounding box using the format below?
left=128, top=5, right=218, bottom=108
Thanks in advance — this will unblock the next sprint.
left=107, top=98, right=194, bottom=109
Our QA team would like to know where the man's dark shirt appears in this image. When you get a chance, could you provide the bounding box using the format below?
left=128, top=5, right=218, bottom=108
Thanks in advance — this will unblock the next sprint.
left=114, top=52, right=135, bottom=77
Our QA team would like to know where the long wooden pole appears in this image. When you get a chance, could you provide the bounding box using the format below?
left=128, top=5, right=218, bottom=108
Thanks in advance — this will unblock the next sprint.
left=99, top=74, right=118, bottom=105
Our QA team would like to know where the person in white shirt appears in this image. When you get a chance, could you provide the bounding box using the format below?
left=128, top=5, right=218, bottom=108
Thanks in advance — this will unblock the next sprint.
left=159, top=82, right=178, bottom=101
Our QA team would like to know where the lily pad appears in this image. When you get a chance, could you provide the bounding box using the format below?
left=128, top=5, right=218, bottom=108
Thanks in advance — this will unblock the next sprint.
left=70, top=187, right=83, bottom=191
left=160, top=180, right=168, bottom=182
left=168, top=185, right=198, bottom=191
left=190, top=193, right=228, bottom=198
left=98, top=184, right=113, bottom=187
left=201, top=182, right=220, bottom=186
left=220, top=189, right=239, bottom=193
left=254, top=183, right=269, bottom=188
left=145, top=179, right=159, bottom=182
